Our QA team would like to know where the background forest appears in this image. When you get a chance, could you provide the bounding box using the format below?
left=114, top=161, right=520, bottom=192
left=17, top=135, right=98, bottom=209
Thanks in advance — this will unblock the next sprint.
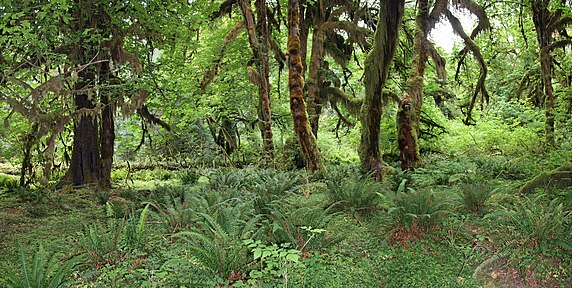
left=0, top=0, right=571, bottom=287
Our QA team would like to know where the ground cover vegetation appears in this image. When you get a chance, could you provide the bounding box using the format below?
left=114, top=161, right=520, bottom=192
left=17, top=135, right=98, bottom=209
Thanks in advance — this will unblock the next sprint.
left=1, top=0, right=571, bottom=287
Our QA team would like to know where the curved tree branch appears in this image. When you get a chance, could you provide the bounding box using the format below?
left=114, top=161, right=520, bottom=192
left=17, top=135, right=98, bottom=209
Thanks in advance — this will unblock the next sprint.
left=446, top=9, right=489, bottom=125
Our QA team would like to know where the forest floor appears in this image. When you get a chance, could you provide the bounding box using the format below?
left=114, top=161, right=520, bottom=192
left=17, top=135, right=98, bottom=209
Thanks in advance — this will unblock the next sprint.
left=1, top=151, right=571, bottom=287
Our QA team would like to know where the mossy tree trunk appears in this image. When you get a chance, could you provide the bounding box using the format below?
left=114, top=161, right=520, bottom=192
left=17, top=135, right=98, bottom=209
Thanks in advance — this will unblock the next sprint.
left=239, top=0, right=275, bottom=164
left=529, top=0, right=571, bottom=145
left=397, top=0, right=442, bottom=170
left=288, top=0, right=323, bottom=172
left=359, top=0, right=404, bottom=178
left=306, top=1, right=326, bottom=138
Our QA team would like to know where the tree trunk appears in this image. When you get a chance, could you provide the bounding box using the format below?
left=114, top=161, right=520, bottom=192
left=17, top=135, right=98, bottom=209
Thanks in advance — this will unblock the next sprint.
left=307, top=23, right=326, bottom=138
left=288, top=0, right=323, bottom=172
left=239, top=0, right=275, bottom=164
left=100, top=93, right=114, bottom=189
left=69, top=85, right=101, bottom=186
left=20, top=122, right=39, bottom=187
left=397, top=0, right=429, bottom=170
left=532, top=0, right=555, bottom=146
left=359, top=0, right=404, bottom=178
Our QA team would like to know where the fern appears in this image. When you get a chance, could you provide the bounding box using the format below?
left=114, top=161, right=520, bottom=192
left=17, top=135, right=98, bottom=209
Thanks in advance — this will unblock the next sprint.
left=457, top=182, right=497, bottom=215
left=388, top=188, right=451, bottom=230
left=325, top=177, right=387, bottom=216
left=0, top=245, right=83, bottom=288
left=485, top=194, right=572, bottom=250
left=174, top=208, right=260, bottom=278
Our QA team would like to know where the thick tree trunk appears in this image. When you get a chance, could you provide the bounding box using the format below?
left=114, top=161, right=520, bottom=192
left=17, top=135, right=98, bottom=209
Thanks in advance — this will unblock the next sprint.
left=288, top=0, right=323, bottom=172
left=239, top=0, right=274, bottom=164
left=69, top=87, right=101, bottom=186
left=397, top=0, right=429, bottom=170
left=359, top=0, right=404, bottom=178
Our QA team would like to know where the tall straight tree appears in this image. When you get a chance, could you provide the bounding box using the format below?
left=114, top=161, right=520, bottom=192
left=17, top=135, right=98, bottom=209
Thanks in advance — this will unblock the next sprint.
left=287, top=0, right=323, bottom=172
left=238, top=0, right=275, bottom=164
left=359, top=0, right=405, bottom=178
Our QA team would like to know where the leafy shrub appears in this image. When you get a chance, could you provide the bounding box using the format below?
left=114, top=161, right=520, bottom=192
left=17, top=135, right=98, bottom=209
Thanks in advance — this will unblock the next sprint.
left=0, top=173, right=18, bottom=190
left=243, top=239, right=301, bottom=287
left=0, top=245, right=83, bottom=288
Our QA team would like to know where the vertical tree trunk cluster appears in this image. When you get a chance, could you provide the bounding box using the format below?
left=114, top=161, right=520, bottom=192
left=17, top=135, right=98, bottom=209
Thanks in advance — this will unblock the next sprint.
left=287, top=0, right=323, bottom=172
left=359, top=0, right=404, bottom=178
left=238, top=0, right=275, bottom=165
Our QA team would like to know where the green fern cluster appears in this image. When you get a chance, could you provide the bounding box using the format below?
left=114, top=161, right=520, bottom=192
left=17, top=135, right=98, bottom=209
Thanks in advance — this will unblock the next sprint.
left=80, top=204, right=151, bottom=265
left=0, top=245, right=83, bottom=288
left=457, top=182, right=497, bottom=215
left=485, top=194, right=572, bottom=250
left=325, top=177, right=387, bottom=217
left=388, top=189, right=451, bottom=230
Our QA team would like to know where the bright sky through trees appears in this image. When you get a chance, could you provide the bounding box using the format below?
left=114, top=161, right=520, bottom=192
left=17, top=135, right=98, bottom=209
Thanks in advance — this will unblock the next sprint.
left=429, top=8, right=477, bottom=53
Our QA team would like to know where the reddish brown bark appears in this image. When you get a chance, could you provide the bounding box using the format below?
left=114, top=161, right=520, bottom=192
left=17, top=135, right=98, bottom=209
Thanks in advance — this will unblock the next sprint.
left=288, top=0, right=323, bottom=172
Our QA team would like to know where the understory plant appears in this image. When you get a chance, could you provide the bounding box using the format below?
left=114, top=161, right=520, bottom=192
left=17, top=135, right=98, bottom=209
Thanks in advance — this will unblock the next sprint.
left=173, top=204, right=261, bottom=280
left=388, top=188, right=451, bottom=231
left=485, top=194, right=572, bottom=251
left=457, top=182, right=497, bottom=216
left=0, top=245, right=83, bottom=288
left=325, top=177, right=387, bottom=217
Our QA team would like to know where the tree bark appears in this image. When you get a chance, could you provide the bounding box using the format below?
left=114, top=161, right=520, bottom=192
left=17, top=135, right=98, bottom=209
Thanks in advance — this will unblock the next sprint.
left=397, top=0, right=429, bottom=170
left=307, top=24, right=325, bottom=138
left=69, top=83, right=101, bottom=186
left=359, top=0, right=404, bottom=178
left=239, top=0, right=275, bottom=164
left=288, top=0, right=323, bottom=172
left=531, top=0, right=555, bottom=146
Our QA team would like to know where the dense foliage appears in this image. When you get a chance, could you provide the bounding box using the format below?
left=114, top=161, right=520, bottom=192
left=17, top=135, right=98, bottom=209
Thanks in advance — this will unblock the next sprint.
left=1, top=0, right=571, bottom=287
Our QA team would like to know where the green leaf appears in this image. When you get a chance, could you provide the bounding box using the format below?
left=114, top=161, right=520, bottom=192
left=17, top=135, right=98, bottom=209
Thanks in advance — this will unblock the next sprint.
left=285, top=253, right=300, bottom=262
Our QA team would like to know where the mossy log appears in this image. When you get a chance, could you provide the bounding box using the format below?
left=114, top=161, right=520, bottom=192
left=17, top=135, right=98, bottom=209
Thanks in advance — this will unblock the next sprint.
left=519, top=162, right=572, bottom=194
